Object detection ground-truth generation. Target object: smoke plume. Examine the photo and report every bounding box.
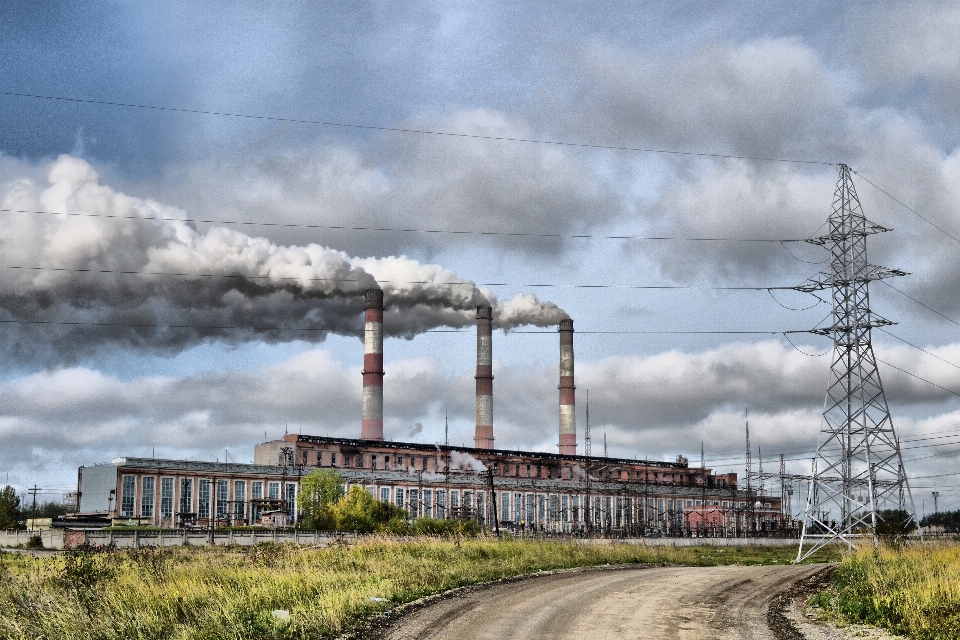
[0,155,566,363]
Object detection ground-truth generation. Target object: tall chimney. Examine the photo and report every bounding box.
[361,289,384,440]
[474,305,494,449]
[558,318,577,455]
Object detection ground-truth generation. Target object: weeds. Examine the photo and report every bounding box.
[0,539,824,639]
[812,542,960,640]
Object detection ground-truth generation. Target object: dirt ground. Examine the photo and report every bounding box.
[376,564,899,640]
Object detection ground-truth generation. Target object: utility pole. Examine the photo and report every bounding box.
[797,164,914,561]
[932,491,939,515]
[603,431,607,458]
[27,486,40,531]
[486,468,500,538]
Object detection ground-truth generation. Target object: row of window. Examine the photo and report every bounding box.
[119,475,298,522]
[353,485,769,525]
[302,449,710,485]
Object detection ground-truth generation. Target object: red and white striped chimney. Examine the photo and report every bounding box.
[474,305,494,449]
[361,289,384,440]
[558,318,577,454]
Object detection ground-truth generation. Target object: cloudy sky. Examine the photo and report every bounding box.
[2,2,960,514]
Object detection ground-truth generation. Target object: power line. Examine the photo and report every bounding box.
[0,318,788,334]
[0,90,836,167]
[0,207,811,243]
[879,328,960,371]
[876,357,960,399]
[0,264,801,291]
[879,280,960,328]
[853,170,960,247]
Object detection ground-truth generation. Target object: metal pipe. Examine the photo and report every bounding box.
[474,305,494,449]
[361,289,384,440]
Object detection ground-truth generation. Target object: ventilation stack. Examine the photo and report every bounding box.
[361,289,384,440]
[474,305,495,449]
[558,318,577,455]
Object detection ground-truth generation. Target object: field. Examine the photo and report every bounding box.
[0,538,827,639]
[812,542,960,640]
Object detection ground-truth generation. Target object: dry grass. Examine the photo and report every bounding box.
[0,538,821,639]
[812,542,960,640]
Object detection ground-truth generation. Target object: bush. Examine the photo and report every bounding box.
[24,534,43,550]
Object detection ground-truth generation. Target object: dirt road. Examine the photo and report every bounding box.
[382,564,827,640]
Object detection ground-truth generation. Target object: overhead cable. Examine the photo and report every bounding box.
[0,90,836,167]
[0,207,810,243]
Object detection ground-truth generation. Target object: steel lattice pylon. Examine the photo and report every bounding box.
[795,164,914,562]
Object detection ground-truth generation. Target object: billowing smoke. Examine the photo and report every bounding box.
[0,155,566,363]
[448,451,487,472]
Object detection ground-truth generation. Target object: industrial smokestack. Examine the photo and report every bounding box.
[474,305,494,449]
[361,289,384,440]
[558,318,577,455]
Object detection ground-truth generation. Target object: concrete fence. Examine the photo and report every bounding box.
[1,529,798,551]
[1,529,349,550]
[0,529,65,549]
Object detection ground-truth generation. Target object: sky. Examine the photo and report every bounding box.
[2,1,960,514]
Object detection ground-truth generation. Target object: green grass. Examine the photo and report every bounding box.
[0,539,830,639]
[812,542,960,640]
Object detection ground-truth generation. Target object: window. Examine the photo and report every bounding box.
[251,481,264,523]
[476,491,484,520]
[525,494,534,523]
[380,487,390,503]
[179,478,193,515]
[436,490,446,517]
[372,455,377,469]
[216,480,229,518]
[198,480,211,520]
[463,491,472,509]
[285,483,297,519]
[501,492,510,522]
[722,501,729,507]
[141,477,155,518]
[409,490,420,517]
[548,495,558,522]
[514,493,522,523]
[395,488,405,510]
[234,481,246,519]
[120,475,136,517]
[160,478,174,518]
[450,490,459,509]
[423,489,433,517]
[538,495,546,522]
[268,482,280,499]
[686,500,693,507]
[384,456,391,470]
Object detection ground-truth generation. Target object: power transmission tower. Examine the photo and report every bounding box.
[795,164,914,561]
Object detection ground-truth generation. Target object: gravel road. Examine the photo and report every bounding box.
[382,564,828,640]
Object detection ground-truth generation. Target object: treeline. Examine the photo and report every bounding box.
[296,470,479,536]
[920,510,960,532]
[0,485,72,530]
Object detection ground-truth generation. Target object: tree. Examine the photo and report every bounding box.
[329,486,407,533]
[875,509,917,539]
[0,485,24,530]
[296,469,345,530]
[35,501,72,518]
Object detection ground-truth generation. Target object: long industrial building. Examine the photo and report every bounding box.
[77,291,782,535]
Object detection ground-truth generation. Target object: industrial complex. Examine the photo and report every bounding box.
[76,289,783,536]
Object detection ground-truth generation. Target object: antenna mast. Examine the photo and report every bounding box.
[584,389,591,457]
[745,408,752,495]
[796,164,914,561]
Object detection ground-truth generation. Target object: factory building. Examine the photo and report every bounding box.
[76,291,782,535]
